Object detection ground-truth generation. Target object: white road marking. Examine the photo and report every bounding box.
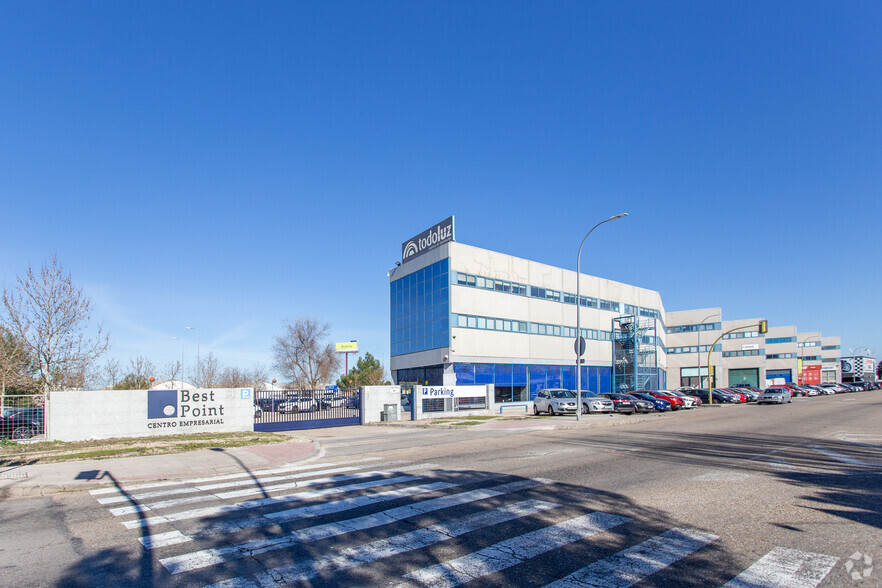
[159,478,550,574]
[400,512,630,587]
[140,478,463,548]
[722,546,839,588]
[122,469,437,529]
[251,499,561,584]
[137,530,192,549]
[89,456,384,495]
[111,465,435,516]
[97,461,404,504]
[543,527,718,587]
[811,445,875,466]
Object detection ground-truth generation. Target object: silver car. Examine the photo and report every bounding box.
[533,389,578,415]
[757,387,792,404]
[581,391,615,414]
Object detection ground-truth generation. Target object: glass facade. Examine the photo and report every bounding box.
[390,259,450,356]
[454,362,613,401]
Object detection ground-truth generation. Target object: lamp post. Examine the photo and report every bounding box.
[576,213,629,421]
[172,337,184,389]
[186,326,200,384]
[697,313,720,388]
[799,334,820,385]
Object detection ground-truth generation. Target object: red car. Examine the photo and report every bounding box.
[635,390,685,410]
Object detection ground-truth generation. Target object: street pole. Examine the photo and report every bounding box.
[575,213,628,421]
[697,313,720,389]
[186,326,199,384]
[172,337,184,389]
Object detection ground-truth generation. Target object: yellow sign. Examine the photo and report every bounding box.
[336,341,358,352]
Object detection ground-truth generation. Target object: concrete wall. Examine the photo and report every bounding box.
[361,386,402,424]
[48,388,256,442]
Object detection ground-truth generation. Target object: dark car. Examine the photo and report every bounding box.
[599,393,637,414]
[628,392,671,412]
[688,388,738,404]
[0,408,44,440]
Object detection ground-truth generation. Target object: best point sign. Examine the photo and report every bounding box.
[401,216,455,263]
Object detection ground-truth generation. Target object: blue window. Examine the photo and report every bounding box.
[454,363,475,385]
[475,364,494,384]
[391,259,451,357]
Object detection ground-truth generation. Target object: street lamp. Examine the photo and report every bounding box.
[172,337,184,388]
[697,313,720,388]
[186,326,200,383]
[576,213,629,421]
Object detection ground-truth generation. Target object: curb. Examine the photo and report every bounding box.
[0,438,320,499]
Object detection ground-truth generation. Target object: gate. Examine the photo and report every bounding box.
[254,388,361,432]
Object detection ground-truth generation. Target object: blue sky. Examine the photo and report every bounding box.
[1,2,880,380]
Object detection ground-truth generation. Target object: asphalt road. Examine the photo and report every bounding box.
[1,392,879,587]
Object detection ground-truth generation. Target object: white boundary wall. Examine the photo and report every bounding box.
[48,388,255,442]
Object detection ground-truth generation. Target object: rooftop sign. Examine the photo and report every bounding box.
[401,216,454,263]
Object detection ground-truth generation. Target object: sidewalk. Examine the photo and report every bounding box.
[0,436,317,498]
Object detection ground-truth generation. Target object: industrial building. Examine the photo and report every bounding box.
[390,218,844,400]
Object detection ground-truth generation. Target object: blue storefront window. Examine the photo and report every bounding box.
[494,364,513,387]
[475,364,494,384]
[513,365,527,386]
[529,365,546,399]
[562,365,576,391]
[546,366,562,389]
[455,363,475,385]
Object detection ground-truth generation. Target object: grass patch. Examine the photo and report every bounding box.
[0,431,293,466]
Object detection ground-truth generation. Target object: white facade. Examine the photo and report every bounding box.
[389,227,845,394]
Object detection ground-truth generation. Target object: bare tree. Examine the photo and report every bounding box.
[128,355,156,390]
[162,360,182,386]
[2,255,109,393]
[195,351,220,387]
[1,326,37,407]
[273,318,340,389]
[102,358,122,389]
[218,363,270,389]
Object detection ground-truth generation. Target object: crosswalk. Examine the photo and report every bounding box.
[89,457,841,587]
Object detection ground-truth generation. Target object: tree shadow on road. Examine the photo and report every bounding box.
[50,464,747,587]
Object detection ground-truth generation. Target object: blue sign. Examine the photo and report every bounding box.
[147,389,178,419]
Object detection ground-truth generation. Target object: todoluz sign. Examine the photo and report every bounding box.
[401,216,455,263]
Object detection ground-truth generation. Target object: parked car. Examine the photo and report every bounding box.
[320,393,345,409]
[687,388,738,404]
[758,387,792,404]
[579,391,615,414]
[256,397,285,412]
[628,392,671,411]
[279,395,318,413]
[533,389,579,415]
[718,388,748,403]
[664,390,697,408]
[0,408,44,439]
[640,390,685,410]
[598,393,637,414]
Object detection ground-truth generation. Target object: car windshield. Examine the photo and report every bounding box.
[549,390,576,399]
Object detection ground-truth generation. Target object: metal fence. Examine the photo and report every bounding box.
[1,394,46,440]
[254,388,361,432]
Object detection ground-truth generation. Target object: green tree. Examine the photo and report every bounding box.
[335,352,389,389]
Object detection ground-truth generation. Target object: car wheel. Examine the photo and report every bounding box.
[583,403,591,414]
[12,426,34,440]
[549,405,556,416]
[533,405,539,416]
